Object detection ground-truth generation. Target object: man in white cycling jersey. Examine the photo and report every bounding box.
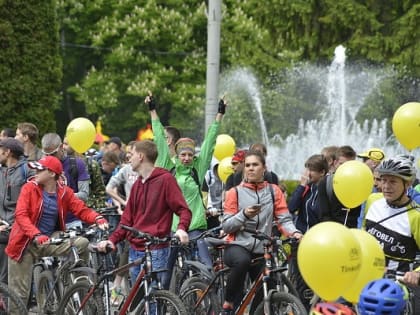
[363,155,420,275]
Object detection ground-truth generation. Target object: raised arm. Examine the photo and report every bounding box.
[145,92,173,169]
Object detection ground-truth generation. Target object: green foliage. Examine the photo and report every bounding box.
[2,0,418,153]
[281,180,300,202]
[59,0,209,141]
[0,0,61,134]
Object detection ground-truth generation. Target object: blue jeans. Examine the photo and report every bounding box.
[162,229,213,289]
[128,246,169,287]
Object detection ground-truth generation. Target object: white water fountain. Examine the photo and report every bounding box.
[221,45,414,179]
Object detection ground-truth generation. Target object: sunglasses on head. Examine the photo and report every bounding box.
[42,145,61,156]
[368,150,385,161]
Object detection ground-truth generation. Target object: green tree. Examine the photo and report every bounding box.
[0,0,61,135]
[59,0,210,141]
[57,0,419,145]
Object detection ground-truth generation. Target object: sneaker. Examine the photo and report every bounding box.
[111,288,124,307]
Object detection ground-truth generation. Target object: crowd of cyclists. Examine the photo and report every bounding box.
[1,93,420,314]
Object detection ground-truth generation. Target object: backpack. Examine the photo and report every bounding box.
[170,166,201,189]
[85,157,107,209]
[170,166,205,207]
[326,173,334,202]
[68,156,79,183]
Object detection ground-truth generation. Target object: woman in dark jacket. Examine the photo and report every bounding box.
[287,153,328,310]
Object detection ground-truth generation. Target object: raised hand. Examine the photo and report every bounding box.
[218,97,227,114]
[144,91,156,111]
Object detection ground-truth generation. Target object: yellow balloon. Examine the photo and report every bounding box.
[298,222,361,301]
[66,118,96,154]
[392,102,420,150]
[333,160,374,208]
[214,134,236,161]
[218,157,234,183]
[342,229,385,303]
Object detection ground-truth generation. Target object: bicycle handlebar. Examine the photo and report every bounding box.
[120,224,171,244]
[0,219,10,227]
[241,227,296,245]
[88,243,115,254]
[0,220,11,232]
[95,206,120,216]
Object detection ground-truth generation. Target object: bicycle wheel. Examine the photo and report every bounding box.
[0,282,27,315]
[135,289,188,315]
[57,280,104,315]
[32,264,44,294]
[279,273,300,297]
[180,278,220,315]
[254,291,308,315]
[36,270,61,315]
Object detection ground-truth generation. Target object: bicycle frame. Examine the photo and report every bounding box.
[36,230,97,313]
[187,232,293,315]
[67,231,170,315]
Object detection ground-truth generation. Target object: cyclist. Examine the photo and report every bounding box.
[145,92,226,288]
[221,150,302,314]
[0,138,33,285]
[363,155,420,273]
[5,155,109,314]
[97,140,191,286]
[357,278,406,315]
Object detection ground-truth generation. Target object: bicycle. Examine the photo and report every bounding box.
[93,206,131,302]
[385,270,415,315]
[56,224,188,315]
[170,226,222,294]
[180,228,307,315]
[0,281,27,314]
[35,227,97,314]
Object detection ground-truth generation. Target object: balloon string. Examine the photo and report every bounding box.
[343,208,350,226]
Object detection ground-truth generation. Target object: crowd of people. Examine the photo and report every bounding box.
[1,94,420,315]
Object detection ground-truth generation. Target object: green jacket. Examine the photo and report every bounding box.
[152,118,220,231]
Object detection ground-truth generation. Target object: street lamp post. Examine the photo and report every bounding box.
[205,0,222,131]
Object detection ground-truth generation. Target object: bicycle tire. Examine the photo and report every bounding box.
[32,264,44,294]
[180,279,220,315]
[254,291,308,315]
[56,280,104,315]
[135,289,188,315]
[278,273,298,296]
[36,270,61,315]
[172,263,208,294]
[0,281,27,315]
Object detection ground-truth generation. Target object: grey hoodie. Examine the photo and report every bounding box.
[0,157,34,225]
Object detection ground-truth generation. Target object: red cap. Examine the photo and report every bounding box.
[232,150,246,162]
[29,156,63,176]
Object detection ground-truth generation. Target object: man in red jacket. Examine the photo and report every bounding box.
[98,140,191,285]
[6,155,108,312]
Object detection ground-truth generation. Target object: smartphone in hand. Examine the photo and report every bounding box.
[250,204,262,210]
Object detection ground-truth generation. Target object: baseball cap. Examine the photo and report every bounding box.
[29,156,63,175]
[0,138,24,156]
[357,148,385,163]
[108,137,122,148]
[232,150,246,163]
